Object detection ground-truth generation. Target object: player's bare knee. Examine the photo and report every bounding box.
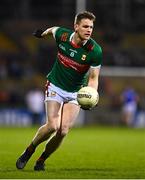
[59,127,69,137]
[45,121,59,133]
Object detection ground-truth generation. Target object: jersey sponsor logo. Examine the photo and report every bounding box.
[81,54,87,61]
[57,52,89,73]
[69,49,78,57]
[69,49,78,54]
[70,52,75,57]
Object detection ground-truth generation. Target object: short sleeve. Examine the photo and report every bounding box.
[52,27,59,38]
[54,27,70,43]
[91,45,102,68]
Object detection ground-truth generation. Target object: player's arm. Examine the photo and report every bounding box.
[80,67,100,111]
[87,44,102,91]
[33,27,59,38]
[87,67,101,91]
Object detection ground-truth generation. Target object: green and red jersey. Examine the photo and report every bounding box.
[47,27,102,92]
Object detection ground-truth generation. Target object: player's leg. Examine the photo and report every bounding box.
[34,102,80,171]
[16,101,62,170]
[32,101,62,146]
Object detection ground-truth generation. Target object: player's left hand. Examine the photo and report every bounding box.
[33,29,44,38]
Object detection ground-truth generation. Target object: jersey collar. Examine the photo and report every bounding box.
[69,32,88,48]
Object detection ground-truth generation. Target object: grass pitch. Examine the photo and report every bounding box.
[0,125,145,179]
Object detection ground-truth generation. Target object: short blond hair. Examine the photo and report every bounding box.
[74,11,96,24]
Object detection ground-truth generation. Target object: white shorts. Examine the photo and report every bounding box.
[122,102,137,113]
[45,82,78,105]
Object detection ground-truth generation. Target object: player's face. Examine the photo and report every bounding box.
[74,18,94,41]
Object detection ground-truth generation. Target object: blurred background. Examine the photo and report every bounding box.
[0,0,145,128]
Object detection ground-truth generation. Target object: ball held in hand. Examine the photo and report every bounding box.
[77,86,99,110]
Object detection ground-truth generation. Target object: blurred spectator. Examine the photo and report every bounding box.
[7,58,23,79]
[0,57,8,79]
[25,86,44,125]
[120,87,139,126]
[0,90,9,105]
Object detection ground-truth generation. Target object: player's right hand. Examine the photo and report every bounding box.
[33,29,44,38]
[80,106,92,111]
[81,104,98,110]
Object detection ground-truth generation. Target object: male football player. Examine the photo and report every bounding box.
[16,11,102,171]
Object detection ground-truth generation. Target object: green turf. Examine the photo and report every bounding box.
[0,125,145,179]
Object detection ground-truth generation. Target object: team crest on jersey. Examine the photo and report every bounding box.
[49,91,56,97]
[61,33,68,42]
[81,54,87,61]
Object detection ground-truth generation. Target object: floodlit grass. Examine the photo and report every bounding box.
[0,125,145,179]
